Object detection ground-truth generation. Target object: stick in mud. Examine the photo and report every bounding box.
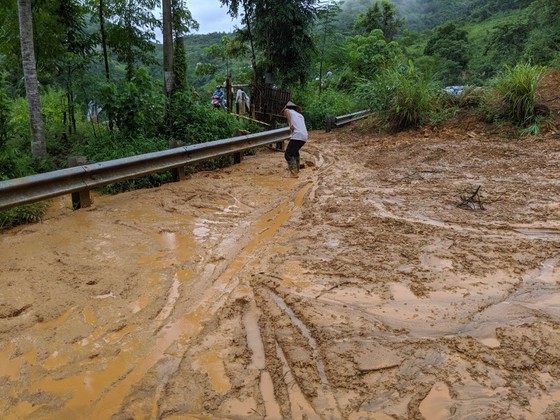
[458,185,484,210]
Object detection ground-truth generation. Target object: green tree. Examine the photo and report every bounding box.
[220,0,320,87]
[172,38,188,93]
[0,2,25,89]
[104,0,159,81]
[162,0,198,94]
[334,0,371,33]
[345,29,402,80]
[55,0,97,135]
[354,0,404,41]
[522,0,560,65]
[424,22,470,70]
[99,67,165,137]
[170,0,198,94]
[315,1,342,94]
[0,73,10,148]
[484,20,529,66]
[204,35,247,82]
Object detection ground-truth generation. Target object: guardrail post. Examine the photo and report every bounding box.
[67,156,92,210]
[171,166,186,182]
[233,152,242,164]
[274,140,285,151]
[169,141,186,181]
[325,115,335,132]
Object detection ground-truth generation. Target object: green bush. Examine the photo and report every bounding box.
[0,148,34,180]
[0,146,47,232]
[99,67,166,137]
[484,63,546,128]
[0,202,48,232]
[292,86,362,130]
[357,62,440,131]
[169,90,246,144]
[7,87,96,170]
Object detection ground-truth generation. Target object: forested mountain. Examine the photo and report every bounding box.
[397,0,531,31]
[336,0,533,32]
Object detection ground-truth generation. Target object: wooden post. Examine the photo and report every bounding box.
[67,156,92,209]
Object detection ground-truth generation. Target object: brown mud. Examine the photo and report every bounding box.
[1,72,560,419]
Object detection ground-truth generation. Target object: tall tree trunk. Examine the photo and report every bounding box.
[125,20,134,81]
[244,12,258,84]
[67,66,76,134]
[17,0,47,160]
[318,30,326,96]
[98,0,113,130]
[162,0,174,96]
[125,1,134,81]
[98,0,110,82]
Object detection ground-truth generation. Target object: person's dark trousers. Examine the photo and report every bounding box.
[285,139,305,169]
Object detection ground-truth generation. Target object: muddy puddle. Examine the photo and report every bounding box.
[1,125,560,419]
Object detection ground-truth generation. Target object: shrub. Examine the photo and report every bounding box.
[484,63,546,128]
[357,62,440,131]
[292,86,362,130]
[99,67,166,137]
[169,90,246,144]
[0,202,48,232]
[73,131,172,194]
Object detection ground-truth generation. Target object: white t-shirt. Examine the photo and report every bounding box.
[286,109,308,141]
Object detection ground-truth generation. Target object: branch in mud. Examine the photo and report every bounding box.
[314,281,354,299]
[457,185,484,210]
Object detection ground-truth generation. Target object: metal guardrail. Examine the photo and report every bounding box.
[0,127,291,211]
[325,109,371,132]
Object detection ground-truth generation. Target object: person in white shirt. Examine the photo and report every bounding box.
[236,88,250,114]
[283,101,308,177]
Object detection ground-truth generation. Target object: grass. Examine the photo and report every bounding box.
[489,63,546,128]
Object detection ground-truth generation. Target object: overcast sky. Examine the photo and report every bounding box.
[187,0,241,34]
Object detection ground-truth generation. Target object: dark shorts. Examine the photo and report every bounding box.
[284,139,305,163]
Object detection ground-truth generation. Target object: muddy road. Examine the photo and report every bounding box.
[1,112,560,419]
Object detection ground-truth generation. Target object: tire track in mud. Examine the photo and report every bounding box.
[92,179,314,417]
[155,145,347,418]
